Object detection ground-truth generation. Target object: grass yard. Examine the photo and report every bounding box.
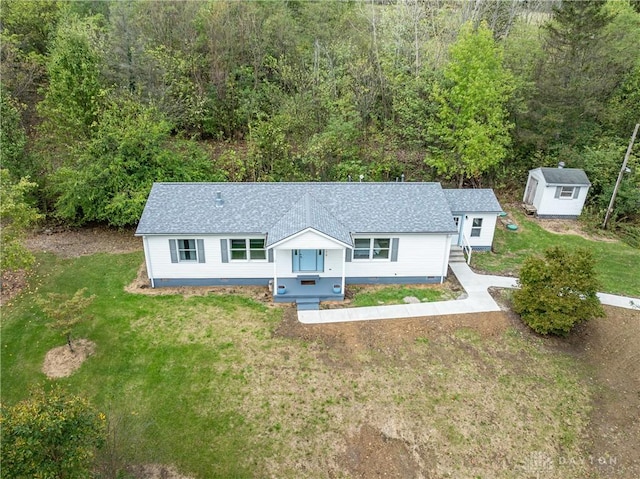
[348,284,450,307]
[472,210,640,297]
[1,250,606,478]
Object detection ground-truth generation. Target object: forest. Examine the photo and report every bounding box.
[1,0,639,246]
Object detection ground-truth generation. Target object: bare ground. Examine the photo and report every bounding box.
[42,339,97,378]
[25,225,142,258]
[10,227,640,478]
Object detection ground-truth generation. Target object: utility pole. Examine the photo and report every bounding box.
[602,123,639,229]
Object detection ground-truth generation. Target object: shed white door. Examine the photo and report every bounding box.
[524,177,538,204]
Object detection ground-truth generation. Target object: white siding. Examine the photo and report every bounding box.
[145,235,273,279]
[144,233,450,283]
[537,185,589,216]
[460,213,498,248]
[346,234,448,279]
[274,248,344,278]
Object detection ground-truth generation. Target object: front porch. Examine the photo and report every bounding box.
[272,275,345,304]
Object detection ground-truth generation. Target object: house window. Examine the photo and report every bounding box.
[559,186,575,198]
[353,238,391,260]
[230,238,266,261]
[470,218,483,237]
[178,239,198,262]
[170,238,204,264]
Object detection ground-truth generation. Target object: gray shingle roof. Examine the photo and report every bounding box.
[443,189,503,213]
[538,167,591,185]
[266,192,352,247]
[135,182,459,238]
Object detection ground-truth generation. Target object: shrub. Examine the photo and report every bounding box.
[513,246,604,335]
[0,386,106,478]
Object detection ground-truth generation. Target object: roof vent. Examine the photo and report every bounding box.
[558,161,565,168]
[215,191,224,208]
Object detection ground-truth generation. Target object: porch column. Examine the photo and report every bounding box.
[341,247,346,294]
[273,248,278,292]
[442,235,451,283]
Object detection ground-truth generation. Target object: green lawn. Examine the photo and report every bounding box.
[349,285,446,307]
[1,251,600,478]
[1,252,275,477]
[472,211,640,297]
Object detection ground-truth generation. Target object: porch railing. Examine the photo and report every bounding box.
[461,233,472,265]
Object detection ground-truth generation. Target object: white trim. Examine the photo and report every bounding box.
[268,227,351,249]
[229,237,268,262]
[352,237,392,261]
[143,236,155,288]
[441,235,451,282]
[176,238,198,262]
[470,217,483,238]
[273,248,278,292]
[559,186,575,199]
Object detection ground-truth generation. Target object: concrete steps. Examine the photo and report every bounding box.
[449,246,466,263]
[296,297,320,311]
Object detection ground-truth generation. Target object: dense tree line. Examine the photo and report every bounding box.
[1,0,638,240]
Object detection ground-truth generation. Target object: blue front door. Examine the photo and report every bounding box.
[293,249,324,272]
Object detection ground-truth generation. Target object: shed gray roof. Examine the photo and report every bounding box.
[135,182,459,242]
[537,167,591,185]
[443,189,503,213]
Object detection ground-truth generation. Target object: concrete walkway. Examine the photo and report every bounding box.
[297,262,639,324]
[597,292,640,310]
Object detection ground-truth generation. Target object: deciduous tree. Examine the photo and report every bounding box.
[37,13,104,142]
[50,98,218,226]
[37,287,96,353]
[0,169,42,272]
[426,22,514,187]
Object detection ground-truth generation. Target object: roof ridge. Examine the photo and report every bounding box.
[304,192,312,224]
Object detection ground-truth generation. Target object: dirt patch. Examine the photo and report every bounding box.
[0,268,29,305]
[124,261,273,301]
[491,290,640,478]
[276,306,511,367]
[126,464,195,479]
[340,424,420,479]
[570,306,640,478]
[42,339,96,378]
[9,225,640,478]
[533,217,618,242]
[25,225,142,258]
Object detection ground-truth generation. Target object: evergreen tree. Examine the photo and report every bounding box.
[513,246,604,336]
[525,0,614,150]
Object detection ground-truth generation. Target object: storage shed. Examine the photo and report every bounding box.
[523,167,591,218]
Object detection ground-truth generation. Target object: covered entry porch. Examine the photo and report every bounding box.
[269,230,351,309]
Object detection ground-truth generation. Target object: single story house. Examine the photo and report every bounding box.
[523,167,591,218]
[135,182,502,308]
